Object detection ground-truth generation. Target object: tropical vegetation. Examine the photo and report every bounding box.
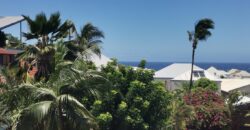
[0,31,7,47]
[0,12,248,130]
[187,18,214,89]
[91,60,172,130]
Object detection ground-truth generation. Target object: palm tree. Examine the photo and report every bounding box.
[15,89,96,130]
[22,12,74,46]
[0,53,110,129]
[65,23,104,61]
[20,12,74,81]
[0,84,96,130]
[49,57,110,101]
[187,18,214,90]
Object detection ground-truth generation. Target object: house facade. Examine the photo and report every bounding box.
[0,48,21,66]
[154,63,221,90]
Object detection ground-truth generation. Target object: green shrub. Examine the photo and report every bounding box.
[91,60,172,130]
[194,78,218,91]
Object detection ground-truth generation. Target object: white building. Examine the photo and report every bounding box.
[87,54,111,68]
[228,69,239,74]
[221,79,250,97]
[234,70,250,78]
[154,63,250,105]
[207,66,229,78]
[228,69,250,79]
[221,79,250,104]
[154,63,221,90]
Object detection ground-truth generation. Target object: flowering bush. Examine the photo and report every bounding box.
[184,88,230,130]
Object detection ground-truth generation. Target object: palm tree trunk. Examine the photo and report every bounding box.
[58,102,65,130]
[189,47,195,91]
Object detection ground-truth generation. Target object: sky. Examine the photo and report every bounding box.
[1,0,250,63]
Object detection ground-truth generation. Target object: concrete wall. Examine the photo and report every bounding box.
[154,78,222,92]
[169,80,222,92]
[154,78,172,90]
[235,85,250,97]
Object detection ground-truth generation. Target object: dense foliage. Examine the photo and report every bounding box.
[90,60,172,130]
[193,78,219,91]
[166,89,195,130]
[184,88,230,130]
[0,12,105,130]
[0,31,7,47]
[0,29,173,130]
[224,91,250,130]
[0,12,244,130]
[138,59,146,68]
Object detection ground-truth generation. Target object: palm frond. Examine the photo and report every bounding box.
[195,18,214,40]
[52,20,75,40]
[187,31,193,42]
[33,87,56,102]
[17,45,40,60]
[58,94,97,129]
[22,32,38,40]
[81,23,104,40]
[47,12,61,34]
[15,101,54,130]
[34,12,48,35]
[22,15,39,38]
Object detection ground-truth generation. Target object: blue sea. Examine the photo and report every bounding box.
[119,62,250,72]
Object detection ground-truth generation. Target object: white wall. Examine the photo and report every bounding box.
[154,78,222,92]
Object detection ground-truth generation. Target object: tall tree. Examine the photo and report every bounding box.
[0,31,7,47]
[187,18,214,89]
[65,23,104,61]
[19,12,74,81]
[138,59,147,69]
[0,58,107,130]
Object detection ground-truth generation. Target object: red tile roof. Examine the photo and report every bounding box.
[0,48,20,55]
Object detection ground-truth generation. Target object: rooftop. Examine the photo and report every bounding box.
[86,53,111,68]
[207,66,229,78]
[172,70,219,81]
[0,48,22,55]
[221,79,250,92]
[154,63,203,79]
[0,16,24,30]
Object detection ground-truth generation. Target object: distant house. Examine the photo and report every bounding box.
[154,63,250,104]
[207,66,229,78]
[236,71,250,78]
[86,53,111,68]
[228,69,250,79]
[228,69,240,74]
[154,63,221,90]
[0,48,21,65]
[220,78,250,105]
[221,79,250,96]
[0,16,24,66]
[27,53,111,78]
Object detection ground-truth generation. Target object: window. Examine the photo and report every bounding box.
[199,71,205,77]
[193,71,199,77]
[193,71,205,78]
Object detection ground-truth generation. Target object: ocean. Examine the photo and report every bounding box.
[119,62,250,72]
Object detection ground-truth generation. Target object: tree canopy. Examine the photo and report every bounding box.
[0,31,7,47]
